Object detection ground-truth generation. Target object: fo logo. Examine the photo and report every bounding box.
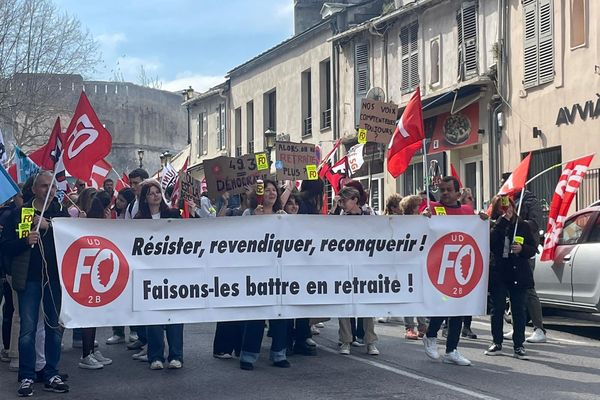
[62,236,129,307]
[426,232,483,298]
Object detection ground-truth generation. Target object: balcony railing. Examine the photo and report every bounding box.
[247,140,254,154]
[303,116,312,137]
[321,109,331,129]
[235,145,242,157]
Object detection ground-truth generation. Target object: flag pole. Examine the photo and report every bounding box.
[31,169,58,247]
[422,139,430,210]
[111,167,128,187]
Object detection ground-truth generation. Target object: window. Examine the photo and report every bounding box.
[527,146,561,210]
[198,112,207,156]
[523,0,554,89]
[558,213,592,245]
[319,59,331,130]
[301,69,312,137]
[234,107,242,157]
[402,162,424,196]
[247,101,254,154]
[430,37,441,86]
[354,42,370,125]
[570,0,586,48]
[216,103,226,150]
[264,90,276,132]
[400,21,419,93]
[457,1,478,80]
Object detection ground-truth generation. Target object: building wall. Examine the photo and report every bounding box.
[336,0,499,205]
[228,27,336,164]
[503,0,600,172]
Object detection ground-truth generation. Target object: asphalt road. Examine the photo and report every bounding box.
[0,315,599,400]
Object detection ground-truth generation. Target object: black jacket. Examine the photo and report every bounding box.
[0,199,68,291]
[490,216,537,289]
[514,190,544,234]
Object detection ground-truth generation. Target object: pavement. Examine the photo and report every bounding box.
[0,316,599,399]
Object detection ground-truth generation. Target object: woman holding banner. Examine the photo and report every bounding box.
[486,195,536,360]
[239,179,291,370]
[135,179,184,370]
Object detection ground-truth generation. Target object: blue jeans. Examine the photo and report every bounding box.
[18,281,63,381]
[240,319,288,364]
[147,324,183,363]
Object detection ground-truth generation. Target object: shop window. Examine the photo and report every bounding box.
[570,0,586,49]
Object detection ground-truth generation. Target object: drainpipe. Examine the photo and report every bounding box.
[332,40,340,142]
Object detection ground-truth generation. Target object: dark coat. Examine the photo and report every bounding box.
[490,216,537,289]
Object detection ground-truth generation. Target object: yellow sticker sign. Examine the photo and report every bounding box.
[18,208,35,239]
[305,165,318,180]
[255,153,269,171]
[434,206,447,216]
[358,128,367,144]
[18,223,31,239]
[513,236,524,245]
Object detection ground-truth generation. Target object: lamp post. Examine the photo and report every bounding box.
[137,149,145,168]
[264,129,277,165]
[162,150,173,166]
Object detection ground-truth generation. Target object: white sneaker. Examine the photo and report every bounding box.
[315,322,325,328]
[305,338,317,347]
[351,339,365,347]
[132,347,147,361]
[310,325,321,335]
[442,350,472,366]
[503,330,513,340]
[78,354,103,369]
[168,359,182,369]
[105,335,125,345]
[339,343,351,355]
[367,344,379,355]
[92,350,112,365]
[423,336,439,360]
[378,317,390,323]
[526,328,547,343]
[128,333,139,343]
[150,360,164,370]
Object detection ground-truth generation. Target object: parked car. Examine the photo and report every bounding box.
[535,206,600,313]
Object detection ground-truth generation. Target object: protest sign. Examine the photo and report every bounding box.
[203,152,270,197]
[53,215,489,328]
[275,141,318,181]
[358,98,398,144]
[179,172,202,203]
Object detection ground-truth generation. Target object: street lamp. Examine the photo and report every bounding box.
[264,129,277,164]
[137,149,145,168]
[161,150,173,166]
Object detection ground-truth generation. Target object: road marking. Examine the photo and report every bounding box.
[469,320,589,345]
[319,346,502,400]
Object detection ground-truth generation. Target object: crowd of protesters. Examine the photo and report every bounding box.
[0,168,549,396]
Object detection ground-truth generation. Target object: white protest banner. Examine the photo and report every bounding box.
[358,98,398,144]
[53,216,489,328]
[347,143,365,176]
[275,141,318,181]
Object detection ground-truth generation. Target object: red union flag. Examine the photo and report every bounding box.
[387,87,425,178]
[88,159,112,189]
[63,92,112,181]
[541,154,595,261]
[498,153,532,196]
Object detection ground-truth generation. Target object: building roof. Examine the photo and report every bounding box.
[182,81,228,107]
[226,19,332,78]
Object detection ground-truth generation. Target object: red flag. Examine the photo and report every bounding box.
[63,92,112,180]
[88,159,112,189]
[498,153,532,196]
[450,163,463,188]
[541,154,595,261]
[387,87,425,178]
[319,156,348,194]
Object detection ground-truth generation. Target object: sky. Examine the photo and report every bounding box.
[53,0,294,93]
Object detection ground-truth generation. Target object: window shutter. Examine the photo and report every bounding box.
[523,0,538,88]
[537,0,554,84]
[457,1,478,80]
[400,21,419,94]
[202,113,208,155]
[354,42,370,124]
[220,104,226,150]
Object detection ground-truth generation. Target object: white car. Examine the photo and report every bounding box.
[535,206,600,313]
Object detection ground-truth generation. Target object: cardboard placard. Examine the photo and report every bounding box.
[358,98,398,144]
[203,152,270,197]
[180,172,202,203]
[275,141,318,180]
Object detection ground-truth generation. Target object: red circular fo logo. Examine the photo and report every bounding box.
[62,236,129,307]
[426,232,484,298]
